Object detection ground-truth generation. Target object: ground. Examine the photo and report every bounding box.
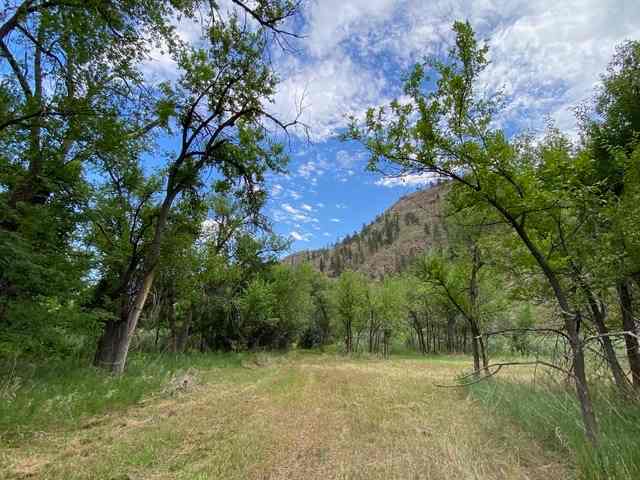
[1,354,570,480]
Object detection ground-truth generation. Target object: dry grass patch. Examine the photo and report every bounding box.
[0,355,571,480]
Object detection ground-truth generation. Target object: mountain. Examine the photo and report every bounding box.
[283,182,449,278]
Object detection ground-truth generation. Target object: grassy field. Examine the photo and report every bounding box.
[0,353,570,480]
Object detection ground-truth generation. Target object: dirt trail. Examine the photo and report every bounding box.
[1,357,571,479]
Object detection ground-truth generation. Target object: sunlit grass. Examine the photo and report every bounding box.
[1,353,570,479]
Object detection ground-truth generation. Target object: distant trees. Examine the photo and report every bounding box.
[414,248,490,375]
[333,271,368,353]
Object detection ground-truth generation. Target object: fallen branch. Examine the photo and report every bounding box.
[435,360,573,388]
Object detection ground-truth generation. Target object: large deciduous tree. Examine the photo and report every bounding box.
[346,21,600,444]
[92,3,301,372]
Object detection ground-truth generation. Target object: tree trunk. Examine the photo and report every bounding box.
[94,318,130,370]
[574,269,630,392]
[446,310,455,353]
[462,325,467,353]
[571,323,599,446]
[175,306,193,353]
[409,311,426,355]
[499,206,599,445]
[586,293,630,392]
[470,330,481,375]
[618,279,640,389]
[417,323,426,355]
[94,191,177,373]
[166,289,178,352]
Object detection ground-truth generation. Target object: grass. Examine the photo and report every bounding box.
[0,352,570,479]
[469,376,640,480]
[0,351,246,444]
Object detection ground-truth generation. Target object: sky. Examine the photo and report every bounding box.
[150,0,640,254]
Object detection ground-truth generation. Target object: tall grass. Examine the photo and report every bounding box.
[0,352,244,444]
[469,379,640,480]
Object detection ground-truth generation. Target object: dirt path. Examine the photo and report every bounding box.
[1,356,571,479]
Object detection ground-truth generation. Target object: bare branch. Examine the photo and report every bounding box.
[435,360,573,388]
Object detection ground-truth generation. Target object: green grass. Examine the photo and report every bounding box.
[0,351,245,444]
[2,354,571,479]
[469,379,640,480]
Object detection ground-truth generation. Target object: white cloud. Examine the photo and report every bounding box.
[301,203,314,212]
[375,172,436,188]
[297,161,324,179]
[282,203,298,215]
[336,150,359,169]
[316,202,325,208]
[476,0,640,134]
[290,231,312,242]
[277,203,319,224]
[330,218,341,223]
[270,0,640,140]
[271,53,389,140]
[271,184,284,197]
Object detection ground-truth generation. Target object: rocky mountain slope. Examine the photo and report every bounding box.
[283,182,449,278]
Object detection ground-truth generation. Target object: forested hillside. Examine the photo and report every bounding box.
[284,182,448,277]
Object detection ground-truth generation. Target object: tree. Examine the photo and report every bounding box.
[333,271,368,354]
[414,251,489,374]
[346,21,600,443]
[581,40,640,390]
[0,0,177,350]
[374,277,408,358]
[299,267,334,349]
[92,3,301,373]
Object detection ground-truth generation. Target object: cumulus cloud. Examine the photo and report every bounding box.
[290,231,313,242]
[271,184,284,197]
[269,0,640,141]
[375,172,436,188]
[277,203,319,225]
[271,53,388,141]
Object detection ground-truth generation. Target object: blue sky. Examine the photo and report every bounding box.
[144,0,640,254]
